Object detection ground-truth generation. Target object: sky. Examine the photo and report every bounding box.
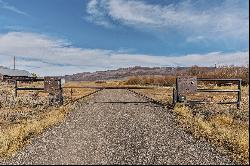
[0,0,249,76]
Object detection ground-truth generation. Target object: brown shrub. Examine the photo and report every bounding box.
[125,65,249,86]
[189,65,249,85]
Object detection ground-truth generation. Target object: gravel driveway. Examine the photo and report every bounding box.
[0,89,234,165]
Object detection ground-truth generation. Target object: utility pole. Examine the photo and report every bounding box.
[14,56,16,70]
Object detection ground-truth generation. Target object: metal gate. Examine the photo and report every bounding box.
[173,76,242,108]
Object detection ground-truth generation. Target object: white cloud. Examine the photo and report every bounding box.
[86,0,114,28]
[186,36,206,43]
[86,0,249,40]
[0,32,248,76]
[0,0,28,16]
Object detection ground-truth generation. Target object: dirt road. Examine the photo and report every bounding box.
[0,89,234,165]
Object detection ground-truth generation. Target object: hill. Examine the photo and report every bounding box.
[64,66,215,82]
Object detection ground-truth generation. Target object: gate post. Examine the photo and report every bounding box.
[44,77,63,106]
[237,79,242,109]
[14,80,17,97]
[172,87,177,106]
[175,76,197,103]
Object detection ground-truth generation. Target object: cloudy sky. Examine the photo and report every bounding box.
[0,0,249,76]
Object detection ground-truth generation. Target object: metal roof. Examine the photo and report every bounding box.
[0,68,32,77]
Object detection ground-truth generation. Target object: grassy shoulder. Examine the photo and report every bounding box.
[173,103,249,164]
[0,106,68,158]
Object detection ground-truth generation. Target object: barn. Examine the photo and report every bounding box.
[0,68,32,82]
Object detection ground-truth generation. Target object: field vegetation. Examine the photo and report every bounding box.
[125,65,249,86]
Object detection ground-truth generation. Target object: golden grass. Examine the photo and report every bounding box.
[125,75,176,86]
[173,103,249,164]
[0,106,69,158]
[63,88,96,104]
[135,87,173,104]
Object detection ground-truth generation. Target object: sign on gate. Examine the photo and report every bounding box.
[44,77,61,94]
[176,76,197,95]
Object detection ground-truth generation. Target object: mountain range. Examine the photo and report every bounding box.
[64,66,215,82]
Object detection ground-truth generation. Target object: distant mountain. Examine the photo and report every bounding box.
[64,66,215,82]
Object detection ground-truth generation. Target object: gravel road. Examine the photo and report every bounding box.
[0,89,234,165]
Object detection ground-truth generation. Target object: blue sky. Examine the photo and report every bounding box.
[0,0,249,76]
